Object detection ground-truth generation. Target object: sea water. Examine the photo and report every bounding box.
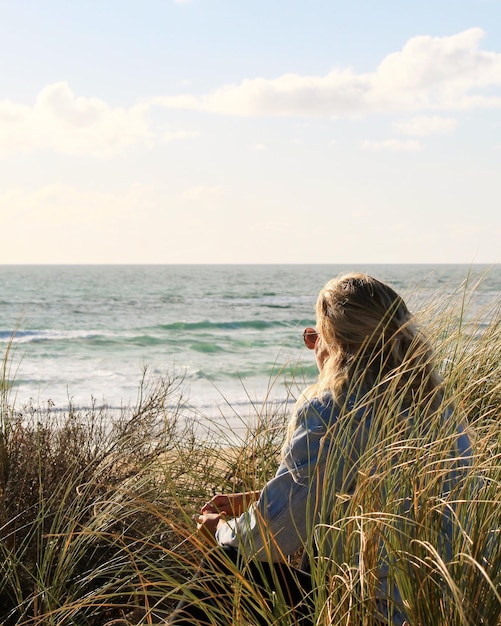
[0,264,498,424]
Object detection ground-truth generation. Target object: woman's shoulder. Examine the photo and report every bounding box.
[298,388,364,411]
[297,390,371,427]
[297,391,338,426]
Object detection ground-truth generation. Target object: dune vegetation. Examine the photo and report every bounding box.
[0,285,499,625]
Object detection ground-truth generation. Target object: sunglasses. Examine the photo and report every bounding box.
[303,327,319,350]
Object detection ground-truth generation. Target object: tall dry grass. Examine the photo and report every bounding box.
[0,281,499,625]
[0,361,289,625]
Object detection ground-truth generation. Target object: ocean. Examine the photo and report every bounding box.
[1,264,499,425]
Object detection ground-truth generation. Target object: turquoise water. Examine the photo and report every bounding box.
[0,264,498,420]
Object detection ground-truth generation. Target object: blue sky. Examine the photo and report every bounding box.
[1,0,500,264]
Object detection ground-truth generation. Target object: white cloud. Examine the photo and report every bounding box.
[162,129,199,142]
[361,139,422,151]
[0,183,153,223]
[1,29,499,161]
[0,82,195,158]
[154,28,501,117]
[394,115,458,136]
[180,185,224,202]
[351,209,373,219]
[249,220,294,235]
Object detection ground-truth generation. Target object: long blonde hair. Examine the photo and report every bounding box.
[297,272,443,416]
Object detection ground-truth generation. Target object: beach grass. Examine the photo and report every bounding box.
[0,285,500,625]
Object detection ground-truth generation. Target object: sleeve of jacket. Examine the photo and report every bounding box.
[215,397,340,561]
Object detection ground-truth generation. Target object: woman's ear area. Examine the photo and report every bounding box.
[314,337,330,372]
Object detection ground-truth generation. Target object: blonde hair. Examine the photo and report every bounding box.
[292,273,443,431]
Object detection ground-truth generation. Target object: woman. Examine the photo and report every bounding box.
[168,273,473,625]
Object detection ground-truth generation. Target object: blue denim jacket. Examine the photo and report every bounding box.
[215,393,343,558]
[215,391,473,623]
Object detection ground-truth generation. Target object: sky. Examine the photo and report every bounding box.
[0,0,500,265]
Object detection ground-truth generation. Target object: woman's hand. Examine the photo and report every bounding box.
[201,494,236,516]
[201,491,260,517]
[195,512,225,546]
